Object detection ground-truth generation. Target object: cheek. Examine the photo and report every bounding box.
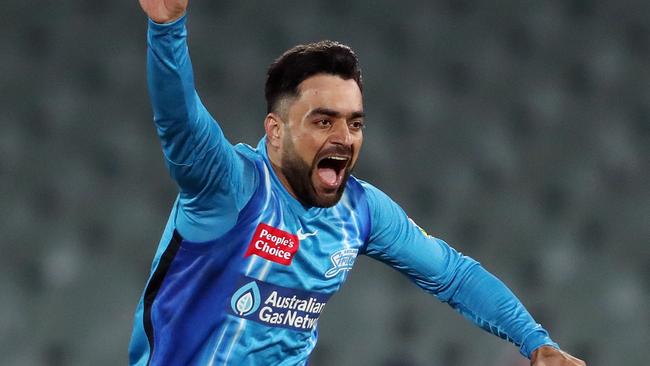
[350,137,363,165]
[354,135,363,153]
[291,135,320,163]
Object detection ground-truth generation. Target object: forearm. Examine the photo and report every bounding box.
[443,261,559,358]
[371,237,557,358]
[147,14,222,167]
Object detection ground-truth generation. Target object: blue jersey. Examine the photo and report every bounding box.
[129,15,558,366]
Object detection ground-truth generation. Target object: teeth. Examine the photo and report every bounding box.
[328,156,348,161]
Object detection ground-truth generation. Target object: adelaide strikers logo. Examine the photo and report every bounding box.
[230,281,261,316]
[324,248,358,278]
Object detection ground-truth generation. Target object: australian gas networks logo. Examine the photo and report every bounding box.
[228,277,331,331]
[231,281,261,317]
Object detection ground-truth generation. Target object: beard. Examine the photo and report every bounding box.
[280,137,353,208]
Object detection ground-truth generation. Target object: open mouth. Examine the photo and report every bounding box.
[315,155,350,189]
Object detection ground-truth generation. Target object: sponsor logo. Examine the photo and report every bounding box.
[296,228,318,241]
[324,248,358,278]
[231,281,261,316]
[245,223,299,265]
[228,276,331,331]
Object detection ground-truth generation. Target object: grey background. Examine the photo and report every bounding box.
[2,1,649,365]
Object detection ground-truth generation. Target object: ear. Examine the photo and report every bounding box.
[264,113,285,150]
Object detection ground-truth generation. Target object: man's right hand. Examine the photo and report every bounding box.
[139,0,188,24]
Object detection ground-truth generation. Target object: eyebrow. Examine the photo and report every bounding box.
[308,107,365,120]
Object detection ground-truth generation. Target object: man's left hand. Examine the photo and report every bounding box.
[531,346,586,366]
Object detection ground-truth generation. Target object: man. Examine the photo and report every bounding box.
[129,0,587,365]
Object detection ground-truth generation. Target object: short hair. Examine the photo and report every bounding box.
[265,40,363,114]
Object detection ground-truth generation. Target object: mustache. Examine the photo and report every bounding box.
[315,145,353,160]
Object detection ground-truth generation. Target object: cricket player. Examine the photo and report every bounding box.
[129,1,587,365]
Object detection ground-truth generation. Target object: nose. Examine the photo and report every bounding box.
[329,121,352,146]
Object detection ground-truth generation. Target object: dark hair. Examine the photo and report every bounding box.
[265,40,363,113]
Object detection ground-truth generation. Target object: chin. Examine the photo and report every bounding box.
[311,191,344,208]
[309,178,348,208]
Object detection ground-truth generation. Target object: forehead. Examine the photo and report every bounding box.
[293,74,363,113]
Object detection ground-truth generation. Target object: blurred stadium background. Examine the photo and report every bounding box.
[2,1,648,365]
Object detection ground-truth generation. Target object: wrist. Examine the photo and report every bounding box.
[148,12,187,26]
[531,345,560,362]
[519,326,559,359]
[148,12,187,36]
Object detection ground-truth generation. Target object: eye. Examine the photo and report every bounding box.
[349,120,365,131]
[316,119,332,128]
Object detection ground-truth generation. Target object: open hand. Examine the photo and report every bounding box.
[139,0,188,23]
[531,346,586,366]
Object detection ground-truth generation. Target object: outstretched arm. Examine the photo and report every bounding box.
[139,1,256,241]
[360,182,585,365]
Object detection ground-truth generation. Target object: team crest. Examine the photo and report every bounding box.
[324,248,358,278]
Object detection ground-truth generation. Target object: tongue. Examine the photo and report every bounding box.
[317,168,337,186]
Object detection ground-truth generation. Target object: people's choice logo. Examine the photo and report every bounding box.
[245,223,300,265]
[324,248,358,278]
[230,281,261,317]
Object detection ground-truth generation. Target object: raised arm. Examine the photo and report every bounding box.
[360,182,585,365]
[139,1,257,241]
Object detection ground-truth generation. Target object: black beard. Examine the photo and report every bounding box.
[280,140,351,208]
